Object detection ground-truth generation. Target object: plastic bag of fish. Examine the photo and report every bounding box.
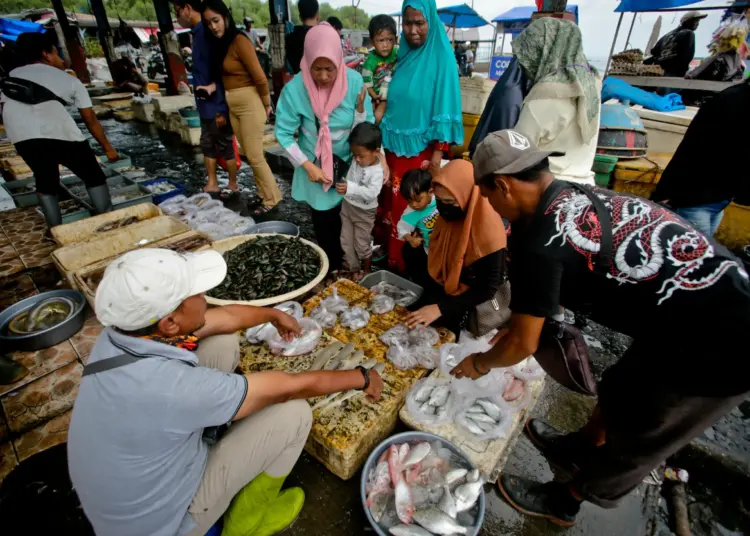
[309,304,337,328]
[340,306,370,331]
[382,324,440,370]
[369,294,396,315]
[406,378,456,426]
[320,286,349,313]
[380,324,410,347]
[371,281,419,307]
[365,439,484,535]
[245,301,304,344]
[266,318,322,356]
[454,393,513,442]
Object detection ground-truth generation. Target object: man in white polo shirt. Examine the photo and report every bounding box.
[68,248,383,536]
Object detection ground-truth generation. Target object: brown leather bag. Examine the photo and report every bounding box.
[533,183,613,397]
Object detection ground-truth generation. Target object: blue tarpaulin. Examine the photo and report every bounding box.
[0,18,45,44]
[492,5,579,34]
[437,4,490,29]
[615,0,705,13]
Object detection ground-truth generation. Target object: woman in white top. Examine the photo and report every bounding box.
[511,18,601,185]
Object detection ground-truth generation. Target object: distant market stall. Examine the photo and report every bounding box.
[488,4,579,79]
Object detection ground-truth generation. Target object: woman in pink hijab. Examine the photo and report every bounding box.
[275,23,375,270]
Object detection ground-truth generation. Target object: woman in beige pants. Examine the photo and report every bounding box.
[203,0,282,214]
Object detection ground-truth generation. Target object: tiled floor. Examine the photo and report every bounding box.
[0,208,99,483]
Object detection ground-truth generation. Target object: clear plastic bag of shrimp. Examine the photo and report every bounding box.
[196,199,224,212]
[158,195,187,213]
[245,301,304,344]
[406,377,456,426]
[379,323,410,347]
[386,341,419,370]
[409,326,439,347]
[320,286,348,313]
[340,306,370,331]
[266,318,322,356]
[368,294,395,315]
[454,387,513,442]
[309,304,337,328]
[184,192,213,208]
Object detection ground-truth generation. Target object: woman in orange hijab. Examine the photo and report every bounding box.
[406,160,507,332]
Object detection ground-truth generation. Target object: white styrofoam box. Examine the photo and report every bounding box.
[152,95,196,114]
[460,77,496,116]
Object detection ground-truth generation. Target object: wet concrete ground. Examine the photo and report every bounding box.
[88,118,749,535]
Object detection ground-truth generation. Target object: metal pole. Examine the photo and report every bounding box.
[624,12,637,50]
[152,0,188,95]
[50,0,90,82]
[268,0,290,104]
[89,0,116,72]
[499,30,506,55]
[605,12,624,76]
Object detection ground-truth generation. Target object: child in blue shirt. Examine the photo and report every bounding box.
[398,169,439,284]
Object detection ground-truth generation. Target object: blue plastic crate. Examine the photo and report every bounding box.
[139,178,185,205]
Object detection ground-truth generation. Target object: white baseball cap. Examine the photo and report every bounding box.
[681,12,707,24]
[95,248,227,331]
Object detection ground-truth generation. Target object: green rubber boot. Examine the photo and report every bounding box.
[221,473,287,536]
[249,487,305,536]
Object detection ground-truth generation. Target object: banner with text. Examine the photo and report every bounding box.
[489,55,513,80]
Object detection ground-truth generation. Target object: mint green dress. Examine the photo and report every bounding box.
[274,69,375,211]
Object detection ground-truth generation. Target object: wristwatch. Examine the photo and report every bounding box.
[355,365,370,391]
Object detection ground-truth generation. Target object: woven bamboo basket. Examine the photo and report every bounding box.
[51,203,163,246]
[52,216,190,287]
[72,230,212,307]
[204,234,329,307]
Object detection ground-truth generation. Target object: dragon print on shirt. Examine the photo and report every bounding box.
[544,188,748,305]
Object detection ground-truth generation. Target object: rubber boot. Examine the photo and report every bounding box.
[37,194,63,228]
[221,473,300,536]
[86,184,112,215]
[249,488,304,536]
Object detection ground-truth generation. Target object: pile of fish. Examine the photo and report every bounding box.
[371,281,419,307]
[407,379,454,423]
[366,440,483,535]
[143,181,178,194]
[7,297,75,335]
[381,324,440,370]
[94,215,139,233]
[308,341,386,413]
[208,236,321,301]
[454,396,511,440]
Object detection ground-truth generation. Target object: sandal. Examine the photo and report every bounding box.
[252,204,277,216]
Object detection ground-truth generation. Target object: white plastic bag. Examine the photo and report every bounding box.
[387,341,418,370]
[409,326,439,347]
[368,294,395,315]
[321,286,348,313]
[340,306,370,331]
[501,371,531,411]
[511,356,546,381]
[196,222,228,240]
[439,330,495,376]
[197,199,224,212]
[380,323,410,347]
[245,301,304,343]
[406,377,456,426]
[266,318,322,356]
[310,304,337,328]
[184,192,212,208]
[412,344,440,369]
[454,391,513,442]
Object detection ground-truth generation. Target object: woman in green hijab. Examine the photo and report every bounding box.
[512,17,601,185]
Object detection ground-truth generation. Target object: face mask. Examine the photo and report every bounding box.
[436,199,464,222]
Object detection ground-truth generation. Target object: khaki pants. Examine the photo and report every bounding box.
[187,334,313,535]
[225,86,282,207]
[340,200,376,271]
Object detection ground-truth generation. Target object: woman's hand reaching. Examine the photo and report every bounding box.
[405,304,442,329]
[302,161,329,184]
[356,86,366,114]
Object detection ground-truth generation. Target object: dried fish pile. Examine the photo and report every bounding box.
[95,215,139,233]
[455,396,512,440]
[208,236,321,301]
[366,439,483,534]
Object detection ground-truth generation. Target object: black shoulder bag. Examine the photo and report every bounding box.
[533,183,614,397]
[0,76,69,106]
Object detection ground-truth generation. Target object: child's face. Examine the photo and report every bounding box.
[373,29,396,58]
[408,190,433,211]
[351,144,380,168]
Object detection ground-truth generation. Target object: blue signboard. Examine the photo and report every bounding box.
[489,55,513,80]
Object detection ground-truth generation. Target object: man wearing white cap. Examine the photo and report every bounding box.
[68,248,383,536]
[647,11,708,77]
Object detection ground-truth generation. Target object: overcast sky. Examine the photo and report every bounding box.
[331,0,728,58]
